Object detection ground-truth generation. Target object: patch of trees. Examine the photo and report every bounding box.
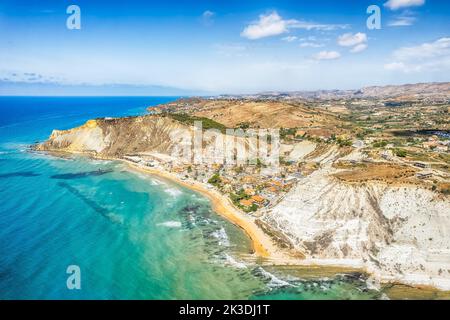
[168,113,227,133]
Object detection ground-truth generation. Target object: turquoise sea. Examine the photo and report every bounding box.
[0,97,388,300]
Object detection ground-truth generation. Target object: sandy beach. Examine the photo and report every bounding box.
[35,111,450,291]
[122,159,282,259]
[32,149,449,294]
[121,159,450,293]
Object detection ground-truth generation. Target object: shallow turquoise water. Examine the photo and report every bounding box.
[0,97,382,299]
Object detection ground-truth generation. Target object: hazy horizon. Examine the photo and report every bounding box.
[1,0,449,95]
[1,80,449,97]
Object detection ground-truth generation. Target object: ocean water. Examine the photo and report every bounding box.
[0,97,387,300]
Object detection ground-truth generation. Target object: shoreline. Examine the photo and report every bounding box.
[121,159,281,259]
[34,150,450,294]
[119,159,450,293]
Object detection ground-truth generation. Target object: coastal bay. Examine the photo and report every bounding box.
[34,99,450,292]
[0,97,379,300]
[1,96,449,300]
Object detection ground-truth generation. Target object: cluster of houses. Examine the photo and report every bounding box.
[422,136,450,153]
[124,151,307,212]
[215,165,303,211]
[147,98,207,114]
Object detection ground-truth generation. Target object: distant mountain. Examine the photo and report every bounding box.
[243,82,450,101]
[0,80,207,97]
[359,82,450,99]
[3,79,449,100]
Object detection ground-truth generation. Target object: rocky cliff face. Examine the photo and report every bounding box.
[35,115,257,161]
[262,163,450,290]
[35,114,450,289]
[35,116,189,157]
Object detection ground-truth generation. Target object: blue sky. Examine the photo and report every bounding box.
[0,0,449,95]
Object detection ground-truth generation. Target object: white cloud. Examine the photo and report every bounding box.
[338,32,367,47]
[241,11,348,40]
[202,10,215,26]
[388,15,416,26]
[384,0,425,11]
[290,21,349,31]
[299,36,318,41]
[394,37,450,60]
[388,10,418,26]
[313,51,341,60]
[338,32,368,53]
[281,36,298,42]
[351,44,368,53]
[241,12,291,40]
[384,37,450,72]
[300,42,325,48]
[2,71,54,83]
[202,10,215,19]
[298,36,327,48]
[384,62,409,71]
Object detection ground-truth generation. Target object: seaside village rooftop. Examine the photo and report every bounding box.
[102,90,450,218]
[122,148,305,213]
[121,101,450,214]
[30,82,450,294]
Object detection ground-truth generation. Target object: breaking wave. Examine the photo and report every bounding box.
[211,227,230,247]
[164,187,183,197]
[223,254,247,269]
[157,220,182,228]
[254,267,291,288]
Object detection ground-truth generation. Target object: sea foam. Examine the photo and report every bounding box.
[164,187,183,197]
[224,254,247,269]
[255,267,291,288]
[157,221,182,228]
[211,227,230,247]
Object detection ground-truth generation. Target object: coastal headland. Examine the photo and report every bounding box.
[34,83,450,292]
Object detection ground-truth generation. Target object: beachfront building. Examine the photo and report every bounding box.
[416,171,433,179]
[414,162,431,169]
